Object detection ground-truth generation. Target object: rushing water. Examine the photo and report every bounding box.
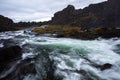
[0,28,120,80]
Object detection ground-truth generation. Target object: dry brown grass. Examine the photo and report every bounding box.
[32,25,83,36]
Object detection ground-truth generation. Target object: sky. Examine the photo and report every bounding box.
[0,0,107,22]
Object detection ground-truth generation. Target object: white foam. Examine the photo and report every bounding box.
[1,30,120,80]
[0,43,3,48]
[26,37,120,80]
[22,52,37,60]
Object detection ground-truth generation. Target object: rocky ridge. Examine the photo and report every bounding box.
[51,0,120,29]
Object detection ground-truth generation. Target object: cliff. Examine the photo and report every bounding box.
[51,0,120,29]
[0,15,14,31]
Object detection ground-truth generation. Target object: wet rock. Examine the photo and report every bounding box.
[34,48,55,80]
[78,70,86,75]
[0,58,36,80]
[2,39,17,47]
[81,56,113,71]
[77,70,98,80]
[90,62,112,71]
[0,46,22,62]
[100,63,112,71]
[0,46,22,72]
[36,57,55,80]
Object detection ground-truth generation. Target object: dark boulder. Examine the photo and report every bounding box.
[91,62,112,71]
[82,57,113,71]
[0,46,22,72]
[0,58,36,80]
[0,46,22,62]
[100,63,112,71]
[2,39,17,47]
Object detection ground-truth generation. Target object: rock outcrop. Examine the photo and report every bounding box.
[51,5,76,25]
[0,15,14,32]
[51,0,120,29]
[0,46,22,72]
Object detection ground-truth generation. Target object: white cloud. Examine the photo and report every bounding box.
[0,0,107,22]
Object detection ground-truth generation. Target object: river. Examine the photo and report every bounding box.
[0,28,120,80]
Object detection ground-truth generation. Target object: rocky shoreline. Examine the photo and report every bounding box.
[32,25,120,40]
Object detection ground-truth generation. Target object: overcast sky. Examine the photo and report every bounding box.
[0,0,107,22]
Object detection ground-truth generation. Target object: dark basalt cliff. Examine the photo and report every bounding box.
[51,5,76,25]
[0,15,14,32]
[51,0,120,29]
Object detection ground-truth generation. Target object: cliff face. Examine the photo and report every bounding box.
[51,5,76,25]
[51,0,120,29]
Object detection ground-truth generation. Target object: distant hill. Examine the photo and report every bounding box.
[50,0,120,29]
[0,15,14,31]
[0,15,43,32]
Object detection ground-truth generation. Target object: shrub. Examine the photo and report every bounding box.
[91,27,110,34]
[32,27,45,34]
[60,26,82,37]
[32,25,83,37]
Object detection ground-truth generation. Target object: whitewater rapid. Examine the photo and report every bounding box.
[26,37,120,80]
[0,29,120,80]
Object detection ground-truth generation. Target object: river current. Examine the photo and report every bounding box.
[0,28,120,80]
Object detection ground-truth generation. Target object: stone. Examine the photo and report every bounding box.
[100,63,112,71]
[0,46,22,72]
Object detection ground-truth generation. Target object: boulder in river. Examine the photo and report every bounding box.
[0,58,36,80]
[100,63,112,71]
[0,46,22,72]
